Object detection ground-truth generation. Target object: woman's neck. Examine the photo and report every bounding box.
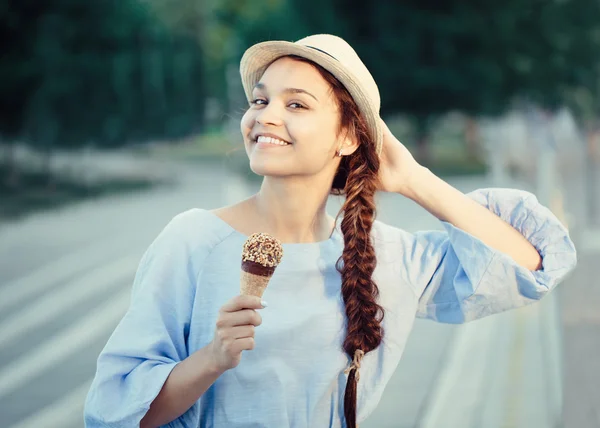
[247,178,335,244]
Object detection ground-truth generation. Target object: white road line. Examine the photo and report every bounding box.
[10,380,92,428]
[0,288,130,399]
[419,313,501,428]
[0,255,139,348]
[0,236,142,313]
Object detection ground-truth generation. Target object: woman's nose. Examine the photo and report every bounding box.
[255,102,283,126]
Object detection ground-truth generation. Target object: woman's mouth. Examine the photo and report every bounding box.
[255,135,292,148]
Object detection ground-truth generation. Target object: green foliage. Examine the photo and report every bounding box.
[229,0,600,120]
[2,0,600,153]
[0,0,206,149]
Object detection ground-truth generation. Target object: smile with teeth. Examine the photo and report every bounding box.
[256,135,291,146]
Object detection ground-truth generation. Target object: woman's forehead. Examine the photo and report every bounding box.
[257,57,332,99]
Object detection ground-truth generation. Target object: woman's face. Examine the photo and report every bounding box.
[241,57,348,180]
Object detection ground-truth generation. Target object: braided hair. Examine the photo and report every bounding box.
[289,55,385,428]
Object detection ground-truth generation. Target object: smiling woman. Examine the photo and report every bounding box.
[83,34,577,428]
[241,56,352,181]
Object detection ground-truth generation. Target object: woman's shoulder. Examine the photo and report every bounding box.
[370,219,446,258]
[153,208,239,257]
[371,219,413,246]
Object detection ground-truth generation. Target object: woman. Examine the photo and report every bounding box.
[84,34,577,428]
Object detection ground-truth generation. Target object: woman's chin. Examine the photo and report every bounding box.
[249,160,290,177]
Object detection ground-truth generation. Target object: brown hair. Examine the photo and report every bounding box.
[288,55,385,428]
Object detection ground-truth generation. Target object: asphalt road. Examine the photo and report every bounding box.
[0,163,572,428]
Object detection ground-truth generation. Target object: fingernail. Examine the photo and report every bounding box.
[261,300,268,308]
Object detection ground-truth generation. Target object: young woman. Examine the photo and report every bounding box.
[84,34,577,428]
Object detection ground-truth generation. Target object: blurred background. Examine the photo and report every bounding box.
[0,0,598,427]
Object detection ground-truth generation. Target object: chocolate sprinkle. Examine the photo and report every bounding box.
[241,232,284,268]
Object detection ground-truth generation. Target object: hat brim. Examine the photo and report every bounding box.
[240,41,383,156]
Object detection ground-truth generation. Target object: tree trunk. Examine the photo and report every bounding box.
[464,115,481,160]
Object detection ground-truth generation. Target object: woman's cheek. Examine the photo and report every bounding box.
[240,110,255,136]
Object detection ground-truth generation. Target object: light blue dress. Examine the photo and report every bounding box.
[84,188,576,427]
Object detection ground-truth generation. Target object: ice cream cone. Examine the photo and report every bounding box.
[240,270,272,297]
[240,232,283,297]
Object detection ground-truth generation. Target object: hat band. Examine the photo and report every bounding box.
[304,45,338,61]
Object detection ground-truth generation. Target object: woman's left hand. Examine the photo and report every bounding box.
[377,119,424,196]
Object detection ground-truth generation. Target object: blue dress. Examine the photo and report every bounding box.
[84,188,576,427]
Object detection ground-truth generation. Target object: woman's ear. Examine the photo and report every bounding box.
[337,126,360,156]
[340,137,360,156]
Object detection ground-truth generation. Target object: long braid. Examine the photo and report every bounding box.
[288,55,386,428]
[337,149,384,428]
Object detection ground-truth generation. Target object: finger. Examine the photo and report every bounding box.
[226,309,262,327]
[221,295,264,313]
[227,325,255,339]
[232,337,255,353]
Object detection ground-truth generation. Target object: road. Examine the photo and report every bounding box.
[0,162,571,428]
[557,154,600,428]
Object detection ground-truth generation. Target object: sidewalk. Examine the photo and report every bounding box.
[561,252,600,428]
[3,143,189,186]
[558,152,600,428]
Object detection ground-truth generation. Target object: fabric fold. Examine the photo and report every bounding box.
[414,188,577,323]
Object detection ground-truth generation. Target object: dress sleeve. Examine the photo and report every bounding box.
[84,215,205,427]
[406,188,577,323]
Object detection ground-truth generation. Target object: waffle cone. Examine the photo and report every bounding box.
[240,270,272,298]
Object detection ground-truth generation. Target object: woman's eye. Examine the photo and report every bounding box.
[249,99,305,109]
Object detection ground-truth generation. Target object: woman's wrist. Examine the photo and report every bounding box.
[141,343,227,427]
[201,341,228,377]
[398,165,433,201]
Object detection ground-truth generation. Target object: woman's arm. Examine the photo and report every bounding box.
[404,166,543,271]
[392,187,576,323]
[141,294,264,428]
[84,211,218,427]
[377,120,542,271]
[140,344,223,428]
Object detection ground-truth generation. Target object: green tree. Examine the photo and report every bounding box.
[227,0,600,161]
[0,0,207,187]
[350,0,600,159]
[146,0,287,108]
[0,0,206,148]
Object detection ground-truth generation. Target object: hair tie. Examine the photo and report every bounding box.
[344,349,365,382]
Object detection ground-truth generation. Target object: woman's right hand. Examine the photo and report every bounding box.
[208,295,265,372]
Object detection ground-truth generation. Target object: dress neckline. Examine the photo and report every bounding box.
[205,209,342,249]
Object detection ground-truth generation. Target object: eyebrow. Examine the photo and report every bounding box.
[254,82,319,102]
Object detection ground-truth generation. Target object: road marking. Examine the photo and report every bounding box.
[10,379,92,428]
[0,288,130,399]
[0,237,141,314]
[501,309,527,427]
[538,292,564,420]
[0,255,139,348]
[419,314,500,428]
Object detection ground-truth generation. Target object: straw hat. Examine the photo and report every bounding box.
[239,34,383,156]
